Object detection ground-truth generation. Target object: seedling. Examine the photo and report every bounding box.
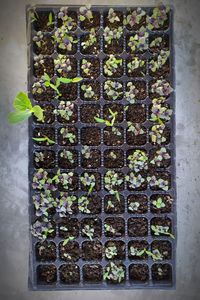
[127,150,148,172]
[53,26,78,51]
[78,196,90,213]
[81,146,91,159]
[54,101,75,121]
[125,82,139,103]
[150,37,163,48]
[127,57,145,74]
[47,12,54,26]
[147,175,169,191]
[80,173,96,194]
[34,54,45,68]
[104,80,123,100]
[57,193,76,215]
[147,5,170,30]
[79,5,93,22]
[34,151,45,163]
[104,223,116,235]
[63,236,75,246]
[129,247,146,257]
[128,27,149,52]
[103,26,123,45]
[33,31,44,48]
[104,262,125,283]
[150,101,172,123]
[82,224,94,241]
[124,7,146,27]
[81,84,95,99]
[112,126,122,136]
[8,92,44,124]
[58,7,76,30]
[32,168,56,191]
[149,50,170,72]
[109,151,117,159]
[60,149,74,164]
[107,200,115,209]
[104,55,122,76]
[95,109,117,126]
[128,201,140,212]
[52,169,74,190]
[127,122,145,135]
[150,147,170,166]
[81,29,97,49]
[81,59,92,76]
[29,8,39,23]
[107,8,120,23]
[60,128,76,144]
[31,220,54,240]
[54,55,72,74]
[151,225,175,239]
[104,170,123,201]
[152,197,166,209]
[32,136,55,145]
[149,124,166,144]
[105,245,117,259]
[32,190,54,217]
[151,79,173,96]
[130,246,163,261]
[125,172,145,189]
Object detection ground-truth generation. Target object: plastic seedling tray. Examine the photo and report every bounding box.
[27,4,176,290]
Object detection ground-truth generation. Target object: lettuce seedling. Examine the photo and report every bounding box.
[104,262,125,283]
[8,92,44,124]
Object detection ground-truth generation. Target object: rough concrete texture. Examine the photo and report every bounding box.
[0,0,200,299]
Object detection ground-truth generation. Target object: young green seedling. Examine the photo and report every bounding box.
[151,225,175,239]
[8,92,44,124]
[47,12,54,26]
[94,109,117,126]
[63,236,75,246]
[32,136,55,145]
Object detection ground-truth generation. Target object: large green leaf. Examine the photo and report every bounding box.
[58,77,72,84]
[13,92,32,111]
[32,105,44,122]
[8,110,32,124]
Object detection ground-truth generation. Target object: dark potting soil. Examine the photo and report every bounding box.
[103,38,123,54]
[59,264,80,284]
[33,86,54,102]
[81,218,102,239]
[83,264,103,282]
[103,103,124,122]
[59,218,79,238]
[104,149,124,168]
[105,240,125,260]
[58,126,78,146]
[81,150,101,169]
[37,264,57,284]
[82,194,102,214]
[58,83,77,101]
[36,241,56,261]
[128,217,148,237]
[58,149,78,169]
[33,127,55,146]
[81,127,101,146]
[34,57,54,78]
[128,240,148,260]
[34,150,55,169]
[104,217,125,237]
[151,240,172,260]
[149,59,170,78]
[80,104,101,123]
[34,36,54,56]
[82,241,103,260]
[126,126,147,146]
[34,11,55,32]
[129,264,149,282]
[33,104,55,124]
[103,126,124,146]
[152,264,172,282]
[104,194,125,214]
[80,11,100,30]
[127,194,148,214]
[80,59,100,79]
[80,33,100,55]
[59,241,80,262]
[126,104,146,123]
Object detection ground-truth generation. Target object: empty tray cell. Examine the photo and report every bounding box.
[59,264,80,284]
[35,241,56,262]
[126,104,146,123]
[82,241,103,261]
[81,127,101,146]
[129,264,149,283]
[83,264,103,283]
[128,217,148,237]
[104,217,125,238]
[151,264,172,283]
[103,126,124,146]
[80,104,101,124]
[37,264,57,284]
[58,82,78,101]
[81,148,101,169]
[58,218,79,239]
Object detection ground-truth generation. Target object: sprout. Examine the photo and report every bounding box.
[129,246,146,257]
[150,101,172,123]
[124,8,146,27]
[31,220,54,240]
[128,27,149,52]
[81,29,97,49]
[54,101,74,121]
[34,151,45,163]
[34,54,45,68]
[151,225,175,239]
[33,31,44,48]
[81,59,92,75]
[104,171,123,200]
[152,197,166,209]
[127,57,145,73]
[104,223,116,235]
[149,50,170,72]
[81,84,95,99]
[112,126,122,136]
[32,79,46,95]
[82,224,94,241]
[56,193,77,215]
[81,146,91,159]
[52,169,74,190]
[147,175,169,191]
[149,124,166,144]
[127,122,145,135]
[79,4,93,22]
[147,5,170,30]
[151,79,173,96]
[80,172,96,194]
[104,80,123,100]
[103,26,123,44]
[78,196,90,213]
[53,26,77,51]
[125,172,145,189]
[60,128,76,144]
[150,37,163,48]
[60,149,74,164]
[127,150,148,172]
[150,147,170,166]
[104,262,125,283]
[54,55,72,74]
[107,8,120,23]
[58,7,76,30]
[109,151,117,159]
[104,55,122,76]
[128,201,140,212]
[105,245,118,259]
[33,191,54,217]
[32,169,56,191]
[125,82,139,103]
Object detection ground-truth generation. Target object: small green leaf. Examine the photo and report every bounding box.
[94,117,106,123]
[43,72,51,81]
[48,12,53,25]
[80,15,85,21]
[71,77,83,83]
[58,77,72,84]
[8,110,32,124]
[32,136,55,145]
[32,105,44,122]
[13,92,32,111]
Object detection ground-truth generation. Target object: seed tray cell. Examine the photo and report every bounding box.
[27,4,176,290]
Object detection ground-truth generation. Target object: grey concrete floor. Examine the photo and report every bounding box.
[0,0,200,299]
